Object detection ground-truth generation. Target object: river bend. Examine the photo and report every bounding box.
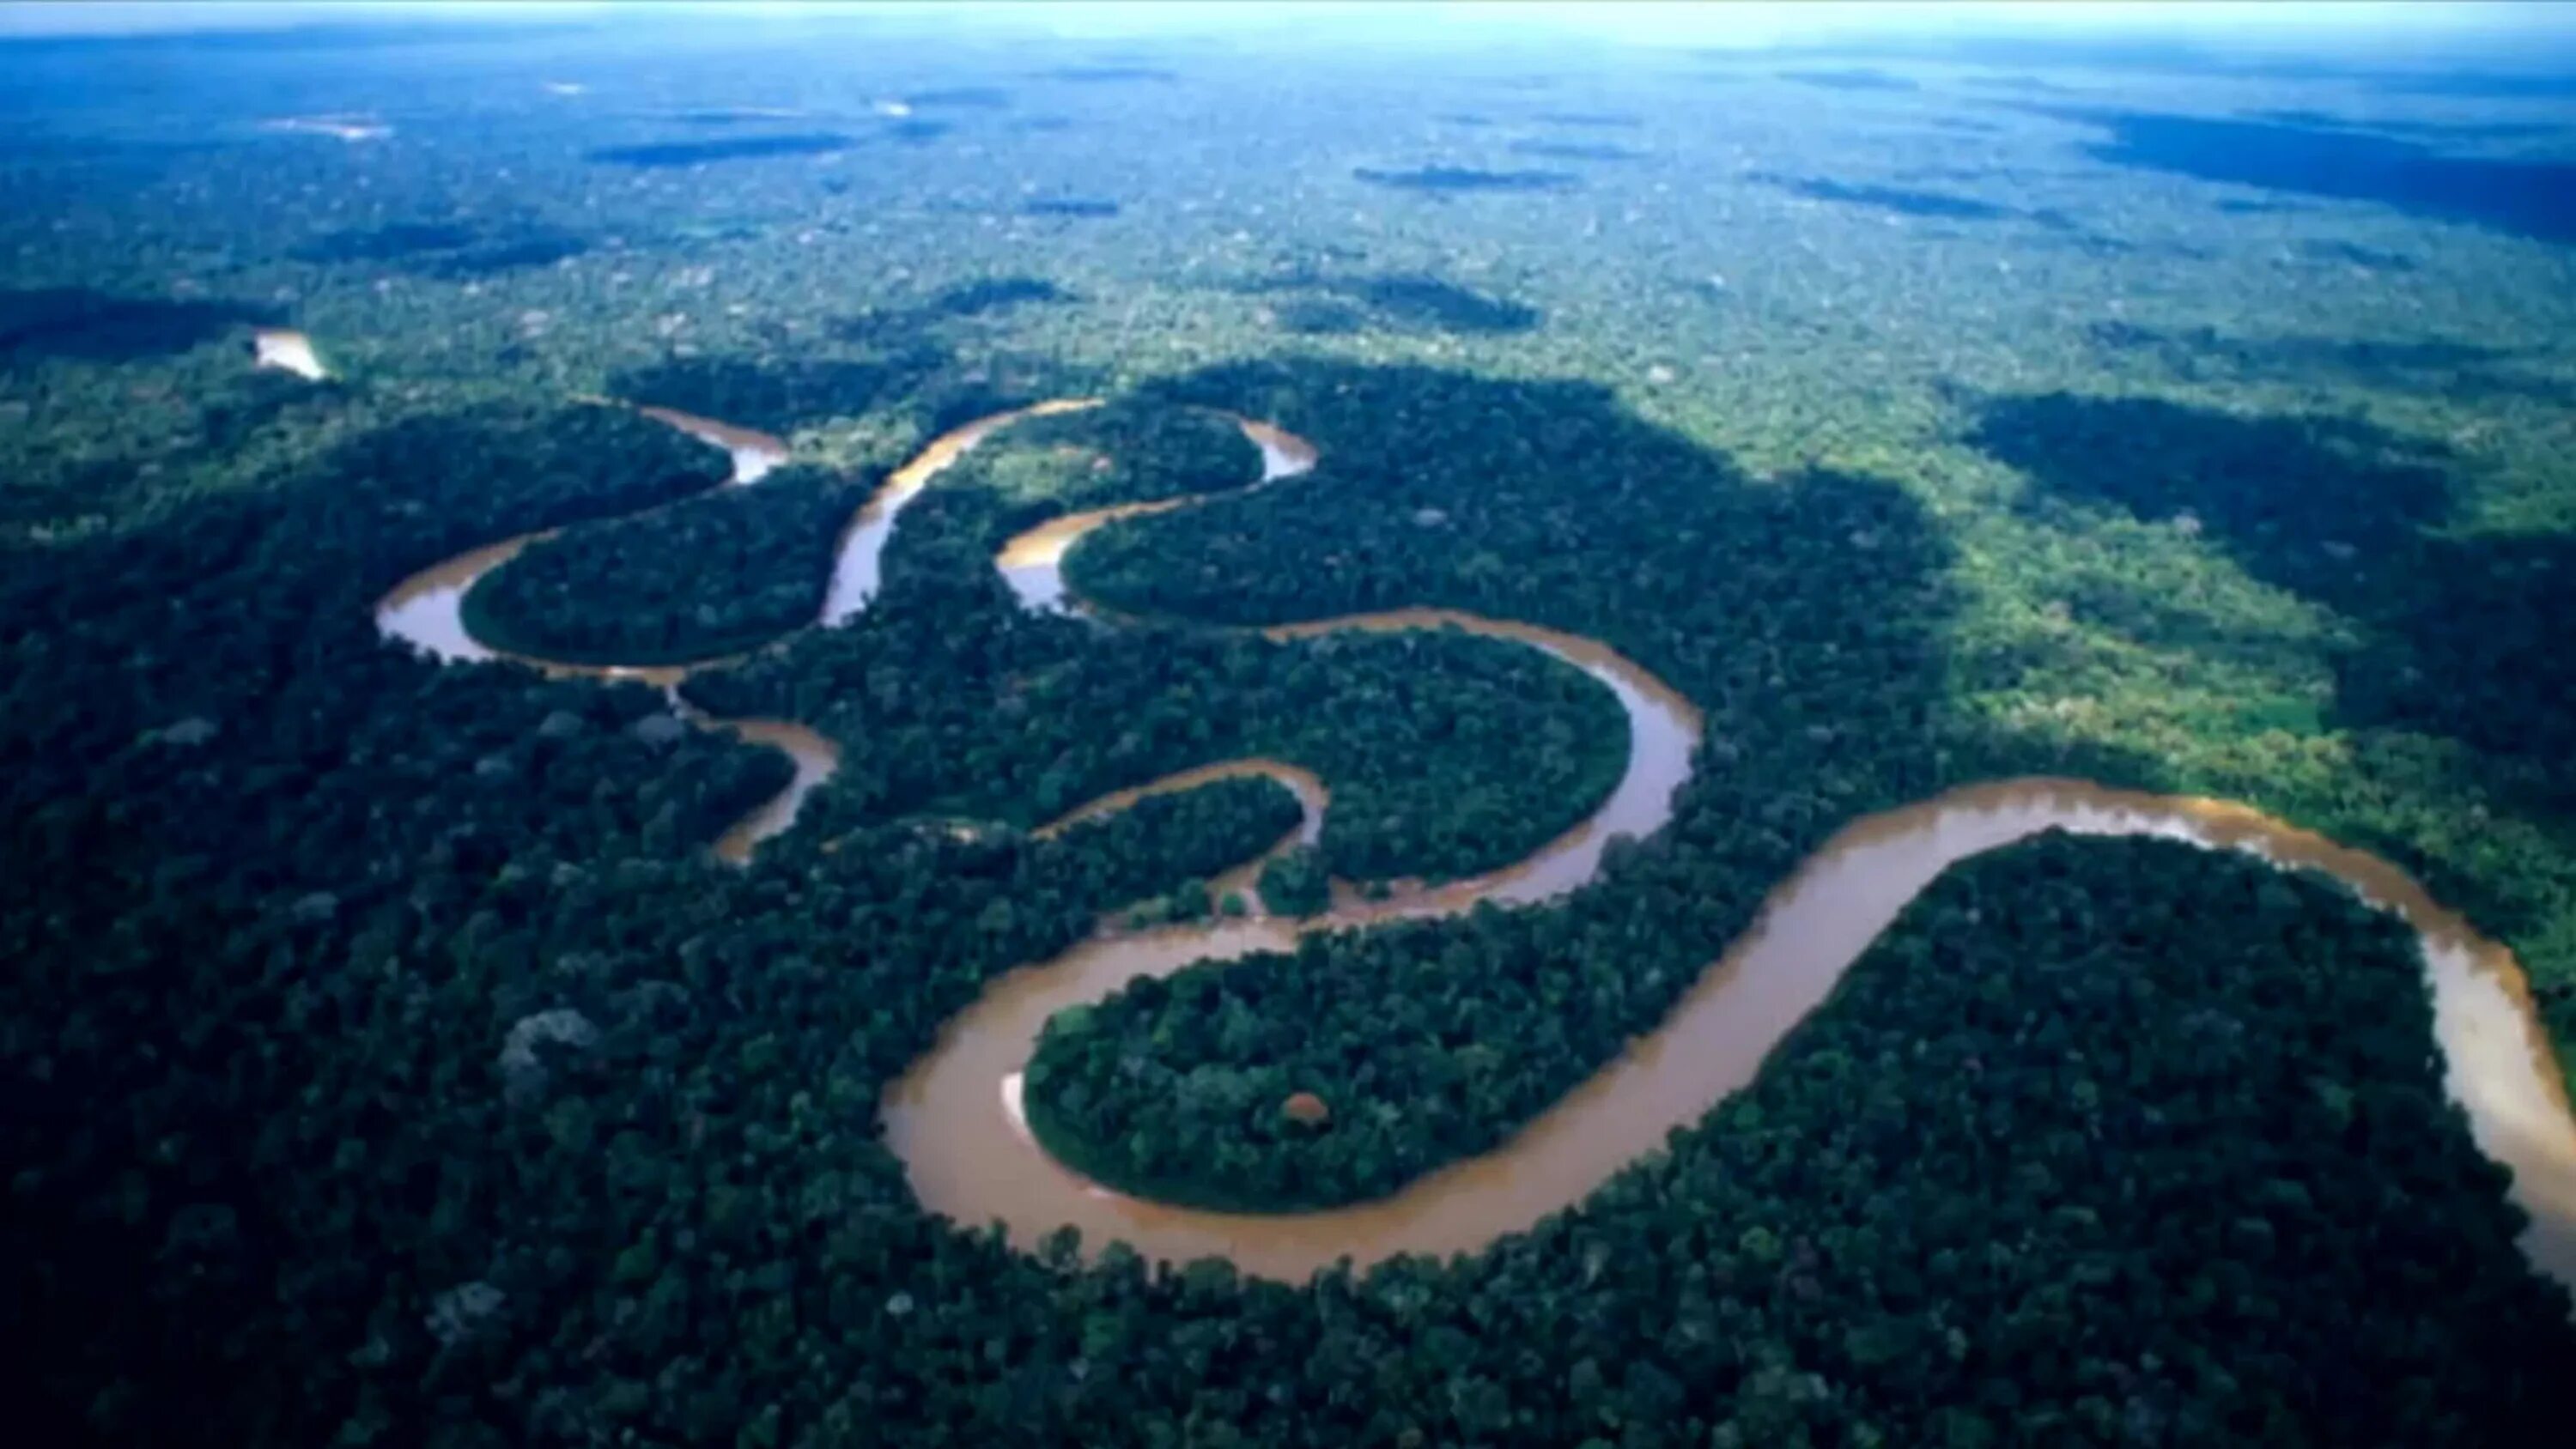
[368,388,2576,1304]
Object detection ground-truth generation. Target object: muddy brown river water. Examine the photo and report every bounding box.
[369,389,2576,1305]
[889,779,2576,1291]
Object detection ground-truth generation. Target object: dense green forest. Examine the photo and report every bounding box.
[1057,360,2576,1102]
[1020,360,2041,1207]
[954,397,1266,518]
[682,427,1632,884]
[1257,843,1334,918]
[8,15,2576,1447]
[463,462,875,666]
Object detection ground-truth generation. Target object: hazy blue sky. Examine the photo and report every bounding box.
[6,0,2575,53]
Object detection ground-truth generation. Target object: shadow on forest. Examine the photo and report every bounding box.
[1037,64,1177,85]
[1242,272,1541,336]
[2085,322,2573,406]
[1972,391,2576,803]
[1728,33,2576,97]
[1778,68,1920,93]
[1339,275,1538,333]
[903,86,1013,110]
[1352,166,1579,195]
[291,221,477,263]
[2250,109,2568,143]
[648,108,963,145]
[886,118,953,147]
[1020,197,1119,219]
[1268,300,1367,336]
[2366,72,2576,100]
[0,286,281,364]
[1088,357,1983,791]
[821,276,1072,349]
[421,234,591,279]
[2298,239,2417,271]
[921,276,1069,318]
[1752,174,2117,246]
[0,136,224,179]
[2048,108,2576,246]
[1964,73,2070,92]
[1752,172,2024,222]
[668,109,811,126]
[1509,139,1649,163]
[294,221,590,278]
[585,132,854,168]
[609,349,952,435]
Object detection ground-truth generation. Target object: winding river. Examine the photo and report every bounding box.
[372,390,2576,1305]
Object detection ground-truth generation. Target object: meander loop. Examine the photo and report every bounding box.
[370,392,2576,1305]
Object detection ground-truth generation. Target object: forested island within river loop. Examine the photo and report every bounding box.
[9,10,2576,1447]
